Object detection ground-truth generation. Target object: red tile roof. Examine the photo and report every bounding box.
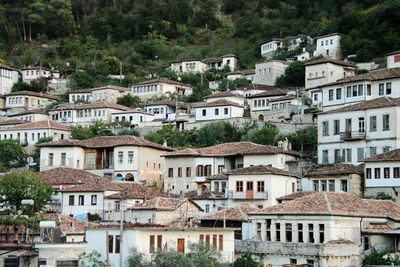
[235,84,284,92]
[132,77,191,87]
[363,148,400,162]
[55,101,130,111]
[38,167,101,185]
[205,91,241,99]
[304,58,357,68]
[321,97,400,115]
[164,141,301,157]
[105,184,167,200]
[185,190,226,200]
[363,223,394,234]
[61,180,125,192]
[193,99,243,108]
[276,191,317,202]
[307,164,364,177]
[201,204,257,221]
[5,91,59,101]
[7,109,48,116]
[0,120,70,131]
[144,100,186,108]
[42,213,98,234]
[69,85,129,93]
[252,192,400,220]
[246,88,288,99]
[129,197,202,211]
[227,165,296,177]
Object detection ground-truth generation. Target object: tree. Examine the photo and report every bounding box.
[196,121,242,147]
[79,251,107,267]
[188,242,220,267]
[241,122,279,145]
[0,140,26,171]
[275,61,305,88]
[117,94,141,108]
[0,171,53,215]
[284,126,317,156]
[152,249,194,267]
[233,251,258,267]
[117,129,140,137]
[127,247,149,267]
[70,120,114,140]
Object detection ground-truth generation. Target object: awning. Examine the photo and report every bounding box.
[7,250,38,257]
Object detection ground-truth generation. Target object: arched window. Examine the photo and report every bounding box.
[125,173,134,182]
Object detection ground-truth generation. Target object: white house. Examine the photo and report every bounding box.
[0,120,70,146]
[185,190,227,215]
[143,100,187,121]
[85,225,235,265]
[0,63,20,95]
[38,135,174,184]
[314,33,342,59]
[226,69,255,81]
[111,109,154,126]
[163,141,301,195]
[239,192,400,267]
[247,87,288,119]
[260,39,283,59]
[317,97,400,166]
[69,85,130,103]
[203,91,244,106]
[131,77,192,99]
[4,91,59,114]
[193,99,244,121]
[21,66,60,83]
[202,54,239,71]
[231,83,282,98]
[50,101,130,125]
[253,60,290,86]
[363,149,400,201]
[226,165,298,209]
[170,59,209,73]
[387,50,400,69]
[6,109,50,122]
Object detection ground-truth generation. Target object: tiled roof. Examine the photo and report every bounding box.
[363,223,394,234]
[246,88,288,99]
[105,184,167,200]
[42,213,98,234]
[269,95,297,102]
[221,53,238,58]
[363,149,400,162]
[276,191,317,202]
[307,164,364,177]
[0,63,19,71]
[321,97,400,115]
[61,180,127,192]
[38,167,100,185]
[129,197,201,211]
[327,239,354,244]
[200,204,257,222]
[132,77,191,87]
[193,99,243,108]
[236,84,286,92]
[252,192,400,220]
[144,100,186,108]
[227,69,255,75]
[304,58,356,68]
[164,141,301,157]
[37,135,174,151]
[205,91,241,99]
[0,120,69,131]
[5,91,59,100]
[228,165,296,177]
[185,190,226,200]
[69,85,129,93]
[205,173,228,181]
[387,50,400,56]
[0,119,28,126]
[8,109,48,116]
[55,101,130,111]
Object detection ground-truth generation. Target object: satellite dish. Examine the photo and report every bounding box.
[27,156,34,164]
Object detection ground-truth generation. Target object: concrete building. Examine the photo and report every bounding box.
[260,39,283,59]
[0,63,20,95]
[6,109,49,122]
[131,78,192,99]
[314,33,342,59]
[193,99,244,122]
[68,85,130,104]
[38,135,174,184]
[111,109,154,126]
[226,69,255,82]
[143,100,187,121]
[4,91,59,114]
[170,59,209,73]
[317,97,400,166]
[203,91,244,106]
[387,50,400,69]
[171,54,239,73]
[247,87,288,120]
[21,66,60,83]
[239,192,400,267]
[253,60,290,86]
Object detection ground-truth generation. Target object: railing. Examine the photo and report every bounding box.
[340,131,366,141]
[227,190,268,200]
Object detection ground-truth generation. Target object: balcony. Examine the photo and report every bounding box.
[340,131,366,141]
[227,190,268,200]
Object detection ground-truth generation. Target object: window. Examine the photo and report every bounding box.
[308,224,314,243]
[307,260,314,267]
[49,153,54,166]
[358,117,365,132]
[346,86,351,97]
[218,235,223,251]
[108,235,114,253]
[202,109,206,116]
[114,235,121,254]
[345,118,352,133]
[375,168,381,179]
[386,82,392,95]
[218,165,224,173]
[236,181,243,192]
[61,153,66,166]
[334,149,341,163]
[298,224,303,242]
[333,120,340,135]
[197,165,204,176]
[383,114,390,131]
[186,167,191,177]
[4,258,19,267]
[319,224,325,243]
[178,167,182,177]
[343,148,352,163]
[290,259,297,264]
[256,223,262,240]
[91,195,97,205]
[168,168,173,178]
[336,88,341,100]
[276,223,281,241]
[150,235,155,253]
[328,89,333,101]
[78,195,84,206]
[367,84,371,96]
[286,223,292,242]
[341,180,348,192]
[313,180,319,192]
[366,168,372,179]
[358,84,363,96]
[68,195,74,206]
[383,146,391,153]
[118,151,123,164]
[214,108,219,115]
[266,220,271,241]
[257,181,265,192]
[370,147,377,157]
[214,182,220,192]
[204,165,212,176]
[322,121,329,136]
[115,200,121,211]
[357,147,364,162]
[369,116,377,132]
[320,180,327,191]
[384,167,390,179]
[205,204,210,213]
[352,85,357,97]
[394,167,400,178]
[224,108,228,115]
[328,180,335,192]
[128,151,134,164]
[379,83,384,95]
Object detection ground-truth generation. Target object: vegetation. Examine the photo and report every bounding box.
[117,94,142,108]
[79,251,108,267]
[232,251,258,267]
[363,249,396,266]
[0,140,26,171]
[69,120,129,139]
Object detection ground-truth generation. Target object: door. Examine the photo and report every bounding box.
[177,238,185,253]
[246,181,254,199]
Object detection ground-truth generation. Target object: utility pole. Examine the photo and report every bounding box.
[119,196,124,267]
[223,201,226,228]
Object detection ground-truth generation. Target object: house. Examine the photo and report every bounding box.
[247,87,288,120]
[0,118,28,129]
[193,99,244,121]
[143,100,187,121]
[6,109,49,122]
[308,65,400,112]
[226,69,255,81]
[314,33,342,59]
[275,191,316,204]
[261,35,312,60]
[317,97,400,166]
[163,141,301,195]
[0,120,70,147]
[131,78,192,99]
[387,50,400,69]
[185,190,227,215]
[85,224,235,265]
[68,85,130,103]
[269,94,301,113]
[238,192,400,267]
[260,39,283,59]
[171,54,239,73]
[21,66,60,83]
[0,63,21,95]
[49,101,130,125]
[38,135,174,184]
[202,54,239,71]
[253,60,290,86]
[203,91,244,105]
[231,83,284,98]
[170,59,209,73]
[4,91,59,114]
[363,149,400,201]
[303,164,364,196]
[111,109,155,126]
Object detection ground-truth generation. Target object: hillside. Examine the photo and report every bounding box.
[0,0,399,90]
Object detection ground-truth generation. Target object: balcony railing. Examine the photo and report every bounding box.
[340,131,366,141]
[227,190,268,200]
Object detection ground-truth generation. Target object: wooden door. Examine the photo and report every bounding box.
[246,181,254,199]
[177,238,185,253]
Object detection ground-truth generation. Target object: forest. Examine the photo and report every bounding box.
[0,0,399,90]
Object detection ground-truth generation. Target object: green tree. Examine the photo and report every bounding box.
[196,121,242,147]
[79,251,107,267]
[0,140,26,171]
[284,126,317,156]
[188,242,221,267]
[127,247,148,267]
[241,122,279,145]
[117,129,140,137]
[70,120,114,140]
[275,61,305,88]
[152,249,194,267]
[233,251,258,267]
[0,171,53,214]
[117,94,141,108]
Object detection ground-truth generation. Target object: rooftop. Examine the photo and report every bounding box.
[363,148,400,162]
[304,58,357,68]
[246,88,288,99]
[105,184,167,200]
[5,90,59,101]
[200,204,257,222]
[129,197,202,211]
[144,100,186,108]
[38,167,101,185]
[204,91,241,99]
[132,77,191,87]
[185,190,226,200]
[7,109,48,117]
[307,164,364,177]
[69,85,129,93]
[42,213,98,234]
[228,165,296,178]
[235,84,286,92]
[0,120,69,131]
[252,192,400,220]
[55,101,130,111]
[276,191,317,202]
[193,99,243,108]
[321,97,400,115]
